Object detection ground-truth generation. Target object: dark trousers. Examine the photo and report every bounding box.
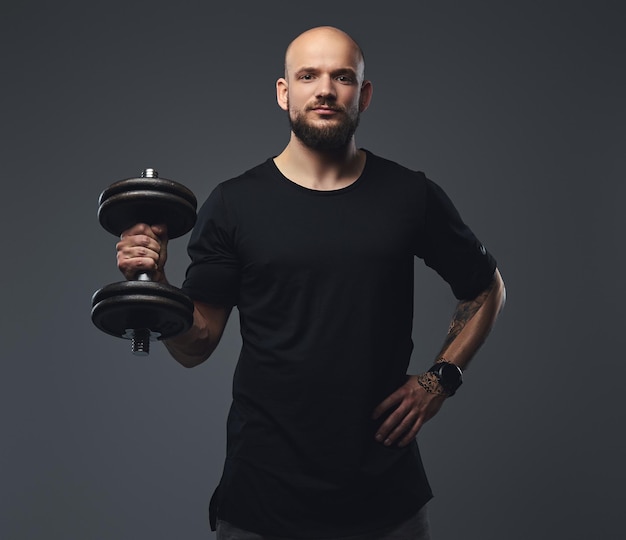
[216,505,431,540]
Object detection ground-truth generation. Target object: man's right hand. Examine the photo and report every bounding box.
[116,223,168,283]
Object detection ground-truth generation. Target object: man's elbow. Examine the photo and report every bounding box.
[492,268,506,314]
[175,355,207,369]
[164,341,215,369]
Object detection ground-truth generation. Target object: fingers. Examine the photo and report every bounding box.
[116,223,168,280]
[372,377,445,448]
[372,389,403,421]
[374,395,423,448]
[120,222,168,241]
[375,400,420,447]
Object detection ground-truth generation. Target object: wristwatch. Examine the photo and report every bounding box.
[427,362,463,396]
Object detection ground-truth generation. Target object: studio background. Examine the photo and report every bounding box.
[2,1,623,539]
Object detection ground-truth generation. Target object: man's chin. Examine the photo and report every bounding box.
[288,110,359,151]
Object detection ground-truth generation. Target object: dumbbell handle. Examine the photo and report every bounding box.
[127,273,154,354]
[136,169,159,285]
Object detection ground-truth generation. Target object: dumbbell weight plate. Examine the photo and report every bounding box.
[91,281,194,340]
[98,177,197,238]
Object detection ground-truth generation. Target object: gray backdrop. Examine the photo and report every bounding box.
[2,1,624,539]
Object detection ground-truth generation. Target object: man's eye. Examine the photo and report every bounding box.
[337,76,354,83]
[300,74,314,80]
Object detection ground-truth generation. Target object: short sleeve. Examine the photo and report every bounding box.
[421,179,497,300]
[181,184,240,306]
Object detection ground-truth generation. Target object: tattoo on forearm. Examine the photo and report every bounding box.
[441,279,495,351]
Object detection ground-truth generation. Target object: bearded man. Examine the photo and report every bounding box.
[116,26,505,540]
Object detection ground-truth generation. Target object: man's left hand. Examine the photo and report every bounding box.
[372,375,446,448]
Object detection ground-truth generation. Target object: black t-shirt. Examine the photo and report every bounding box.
[182,150,496,538]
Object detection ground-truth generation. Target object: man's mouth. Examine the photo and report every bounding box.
[309,105,342,115]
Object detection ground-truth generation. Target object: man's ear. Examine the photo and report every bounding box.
[276,78,289,111]
[359,80,373,112]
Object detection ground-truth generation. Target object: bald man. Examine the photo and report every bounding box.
[117,26,505,540]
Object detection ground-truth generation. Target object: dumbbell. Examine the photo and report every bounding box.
[91,168,197,355]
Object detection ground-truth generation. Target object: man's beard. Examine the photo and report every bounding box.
[288,102,360,151]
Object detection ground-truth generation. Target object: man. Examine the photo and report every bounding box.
[117,26,505,540]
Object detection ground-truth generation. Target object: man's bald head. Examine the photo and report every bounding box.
[276,26,373,152]
[284,26,366,81]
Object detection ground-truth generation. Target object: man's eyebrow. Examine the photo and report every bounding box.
[294,67,358,77]
[294,66,319,74]
[333,68,358,77]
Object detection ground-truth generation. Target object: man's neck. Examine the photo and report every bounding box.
[274,135,366,191]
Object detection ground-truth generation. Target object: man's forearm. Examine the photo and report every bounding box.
[163,303,232,368]
[163,322,213,368]
[436,268,506,370]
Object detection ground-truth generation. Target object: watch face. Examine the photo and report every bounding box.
[440,362,461,381]
[436,362,463,394]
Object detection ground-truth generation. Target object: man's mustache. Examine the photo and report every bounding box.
[307,101,345,112]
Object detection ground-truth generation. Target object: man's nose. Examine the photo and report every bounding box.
[315,75,336,98]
